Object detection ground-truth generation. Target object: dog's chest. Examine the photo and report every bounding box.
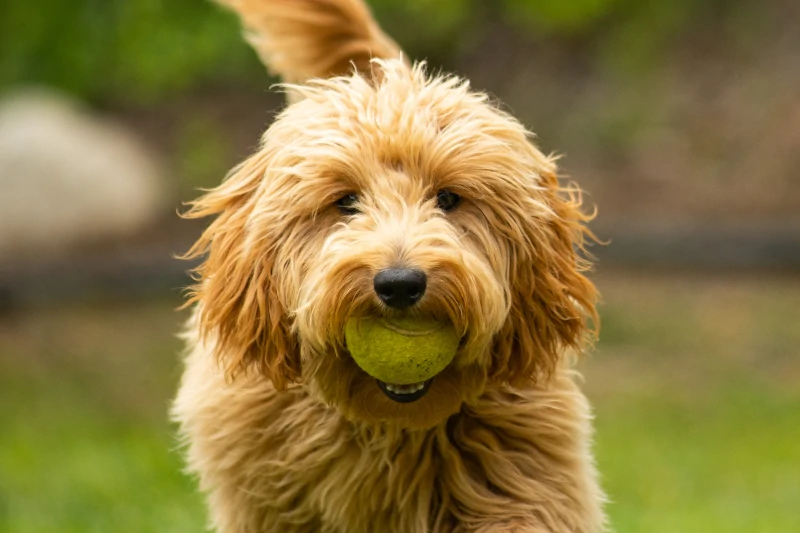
[177,352,600,532]
[271,415,458,532]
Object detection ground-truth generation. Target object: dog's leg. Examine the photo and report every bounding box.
[440,371,606,533]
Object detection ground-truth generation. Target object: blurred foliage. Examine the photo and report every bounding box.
[503,0,622,32]
[175,116,234,191]
[1,0,738,105]
[2,0,787,213]
[0,0,260,104]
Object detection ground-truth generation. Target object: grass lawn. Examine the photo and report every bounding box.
[1,272,798,532]
[0,299,205,533]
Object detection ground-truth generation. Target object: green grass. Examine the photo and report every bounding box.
[0,380,204,533]
[0,300,206,533]
[595,389,800,532]
[587,273,800,532]
[1,274,799,532]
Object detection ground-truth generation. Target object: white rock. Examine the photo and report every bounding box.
[0,89,168,259]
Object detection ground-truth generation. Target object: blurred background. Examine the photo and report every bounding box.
[1,0,798,531]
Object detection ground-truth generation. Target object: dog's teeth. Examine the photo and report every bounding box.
[383,381,427,395]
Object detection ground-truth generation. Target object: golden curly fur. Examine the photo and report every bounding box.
[173,1,607,531]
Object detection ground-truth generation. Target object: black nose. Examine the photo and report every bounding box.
[373,268,427,308]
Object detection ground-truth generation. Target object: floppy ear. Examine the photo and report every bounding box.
[490,166,598,386]
[182,152,301,388]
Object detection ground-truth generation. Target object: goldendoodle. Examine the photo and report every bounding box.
[173,1,606,531]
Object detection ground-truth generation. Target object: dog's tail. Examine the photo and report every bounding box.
[215,0,404,84]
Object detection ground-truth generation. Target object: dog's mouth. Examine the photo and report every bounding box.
[376,378,433,403]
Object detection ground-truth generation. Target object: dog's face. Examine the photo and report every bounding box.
[186,61,596,429]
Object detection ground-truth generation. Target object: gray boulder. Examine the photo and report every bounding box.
[0,89,168,260]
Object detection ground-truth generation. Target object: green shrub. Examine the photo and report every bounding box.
[1,0,728,104]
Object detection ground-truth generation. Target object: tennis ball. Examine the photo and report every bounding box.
[344,317,459,385]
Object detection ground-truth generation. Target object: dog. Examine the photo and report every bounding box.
[173,1,606,531]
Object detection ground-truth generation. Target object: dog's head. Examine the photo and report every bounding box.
[185,60,597,429]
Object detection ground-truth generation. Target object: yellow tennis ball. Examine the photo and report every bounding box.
[344,317,459,385]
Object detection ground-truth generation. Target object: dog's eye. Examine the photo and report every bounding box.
[436,190,461,212]
[335,193,360,215]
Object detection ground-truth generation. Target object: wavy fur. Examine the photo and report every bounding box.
[175,1,605,531]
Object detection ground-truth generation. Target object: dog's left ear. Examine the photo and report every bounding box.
[182,151,301,388]
[490,164,598,386]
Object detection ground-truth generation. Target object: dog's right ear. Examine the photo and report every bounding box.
[215,0,405,87]
[182,151,301,388]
